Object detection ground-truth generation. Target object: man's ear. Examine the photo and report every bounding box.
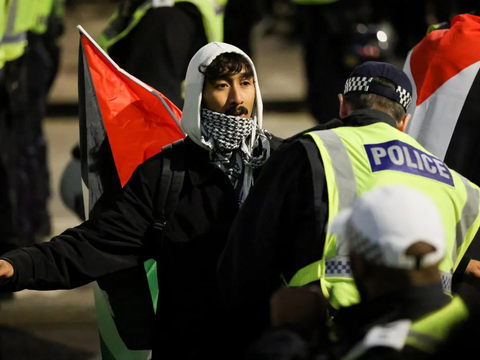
[339,94,351,119]
[397,114,411,132]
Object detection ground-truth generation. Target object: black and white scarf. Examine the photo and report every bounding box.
[201,108,271,205]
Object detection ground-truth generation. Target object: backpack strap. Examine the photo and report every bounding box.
[152,139,186,239]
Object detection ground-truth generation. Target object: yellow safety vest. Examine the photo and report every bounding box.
[2,0,38,62]
[0,0,7,69]
[343,296,469,360]
[288,122,480,310]
[30,0,53,35]
[98,0,226,53]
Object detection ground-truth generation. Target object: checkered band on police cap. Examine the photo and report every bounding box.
[343,62,413,112]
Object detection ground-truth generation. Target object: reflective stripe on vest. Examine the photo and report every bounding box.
[343,296,469,360]
[288,123,480,309]
[6,0,18,35]
[1,32,26,44]
[454,174,480,267]
[2,0,27,61]
[405,296,469,353]
[101,1,153,46]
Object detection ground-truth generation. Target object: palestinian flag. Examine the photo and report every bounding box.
[77,26,184,360]
[404,14,480,186]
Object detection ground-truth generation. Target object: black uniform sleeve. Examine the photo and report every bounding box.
[0,158,162,291]
[217,137,329,337]
[453,222,480,288]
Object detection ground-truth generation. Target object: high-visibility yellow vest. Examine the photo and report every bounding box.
[342,296,469,360]
[0,0,7,69]
[30,0,64,35]
[2,0,37,62]
[288,122,480,310]
[30,0,53,35]
[406,296,469,353]
[98,0,226,53]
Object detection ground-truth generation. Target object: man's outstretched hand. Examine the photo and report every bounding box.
[0,260,14,285]
[465,259,480,291]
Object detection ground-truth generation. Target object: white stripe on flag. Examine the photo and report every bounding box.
[406,60,480,160]
[82,178,90,221]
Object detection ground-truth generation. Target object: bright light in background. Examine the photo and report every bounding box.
[377,31,388,42]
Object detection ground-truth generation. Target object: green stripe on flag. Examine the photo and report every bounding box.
[93,283,152,360]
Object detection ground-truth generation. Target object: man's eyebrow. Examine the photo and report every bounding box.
[240,73,254,80]
[210,73,254,83]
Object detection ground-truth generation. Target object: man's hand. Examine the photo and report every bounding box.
[270,286,328,334]
[464,259,480,291]
[0,260,14,285]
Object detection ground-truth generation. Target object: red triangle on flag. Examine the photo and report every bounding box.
[79,26,185,187]
[410,14,480,106]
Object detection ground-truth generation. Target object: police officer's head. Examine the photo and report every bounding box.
[338,62,413,133]
[330,185,446,301]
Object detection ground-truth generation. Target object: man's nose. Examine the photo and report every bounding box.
[229,85,243,105]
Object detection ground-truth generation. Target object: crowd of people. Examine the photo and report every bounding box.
[2,0,480,360]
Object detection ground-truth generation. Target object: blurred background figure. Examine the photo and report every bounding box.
[0,0,64,255]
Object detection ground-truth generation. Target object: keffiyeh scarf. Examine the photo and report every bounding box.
[201,108,271,205]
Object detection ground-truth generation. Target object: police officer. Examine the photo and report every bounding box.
[328,185,474,359]
[246,185,476,360]
[24,0,65,238]
[217,62,480,348]
[0,0,39,252]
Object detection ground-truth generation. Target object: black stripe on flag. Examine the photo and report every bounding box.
[78,35,121,216]
[444,66,480,187]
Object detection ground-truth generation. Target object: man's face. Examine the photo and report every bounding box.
[202,69,255,118]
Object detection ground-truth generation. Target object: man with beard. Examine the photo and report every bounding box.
[0,42,281,359]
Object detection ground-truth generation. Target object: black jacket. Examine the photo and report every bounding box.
[245,284,450,360]
[1,136,281,359]
[217,109,475,346]
[330,283,449,360]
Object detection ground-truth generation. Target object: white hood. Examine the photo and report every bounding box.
[181,42,263,150]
